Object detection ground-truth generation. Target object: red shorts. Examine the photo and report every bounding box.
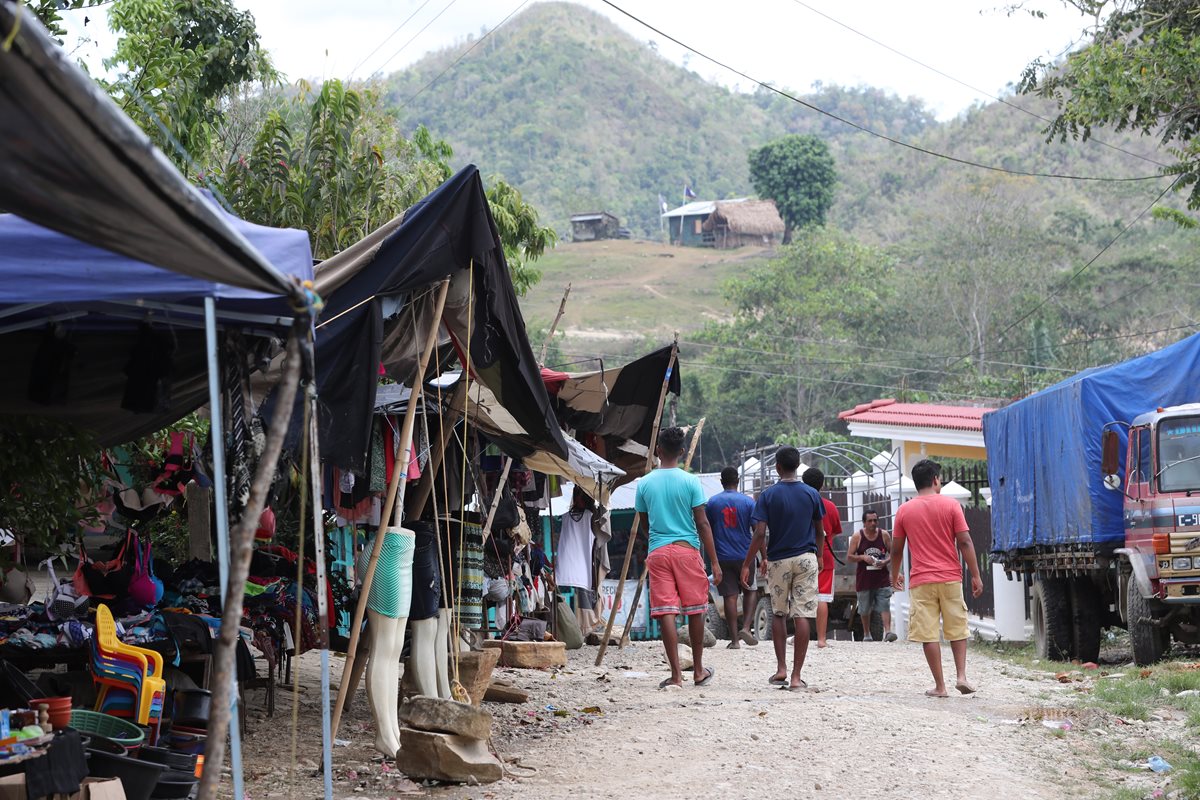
[818,563,834,601]
[647,542,709,618]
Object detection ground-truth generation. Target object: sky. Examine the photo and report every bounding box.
[59,0,1095,120]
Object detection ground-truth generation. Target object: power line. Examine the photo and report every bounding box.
[681,337,1075,377]
[557,350,1007,402]
[947,175,1183,369]
[369,0,462,80]
[785,0,1171,170]
[348,0,436,80]
[398,0,530,109]
[599,0,1167,183]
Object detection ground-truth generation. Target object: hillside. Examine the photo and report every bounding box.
[521,239,773,345]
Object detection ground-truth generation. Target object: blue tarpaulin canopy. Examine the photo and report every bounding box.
[0,199,312,306]
[0,198,313,446]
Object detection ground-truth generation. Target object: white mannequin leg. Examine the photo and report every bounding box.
[366,609,408,756]
[435,608,452,699]
[407,617,439,698]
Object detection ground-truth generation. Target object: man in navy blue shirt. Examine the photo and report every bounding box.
[741,446,824,691]
[705,467,759,649]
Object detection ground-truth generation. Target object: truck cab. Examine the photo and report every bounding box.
[1109,403,1200,662]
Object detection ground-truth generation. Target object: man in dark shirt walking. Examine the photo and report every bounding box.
[705,467,759,648]
[741,446,824,691]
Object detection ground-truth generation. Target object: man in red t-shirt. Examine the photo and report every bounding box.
[890,459,984,697]
[802,468,841,648]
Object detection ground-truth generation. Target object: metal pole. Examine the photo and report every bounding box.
[203,297,244,800]
[307,383,333,800]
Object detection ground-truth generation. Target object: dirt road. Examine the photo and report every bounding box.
[239,638,1116,800]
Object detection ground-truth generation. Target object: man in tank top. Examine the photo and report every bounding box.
[846,510,897,642]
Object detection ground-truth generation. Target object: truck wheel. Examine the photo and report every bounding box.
[1032,577,1074,661]
[705,602,730,641]
[1127,587,1167,666]
[753,597,774,643]
[1070,577,1102,663]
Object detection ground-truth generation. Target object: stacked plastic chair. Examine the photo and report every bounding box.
[90,604,166,743]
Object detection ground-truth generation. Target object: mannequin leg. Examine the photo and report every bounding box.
[407,617,439,698]
[366,609,407,757]
[435,608,452,699]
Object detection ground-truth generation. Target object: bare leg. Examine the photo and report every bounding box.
[950,638,975,693]
[882,611,893,636]
[860,613,872,640]
[659,614,683,686]
[688,613,708,682]
[770,615,788,682]
[741,590,758,634]
[723,594,740,648]
[923,641,947,697]
[816,601,829,646]
[791,617,811,688]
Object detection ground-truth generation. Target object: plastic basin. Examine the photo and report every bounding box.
[86,748,165,800]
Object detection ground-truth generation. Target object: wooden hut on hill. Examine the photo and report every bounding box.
[703,199,785,248]
[662,198,784,248]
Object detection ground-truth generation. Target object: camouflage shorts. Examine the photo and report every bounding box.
[767,553,819,619]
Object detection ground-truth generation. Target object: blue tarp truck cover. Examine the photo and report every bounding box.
[984,332,1200,554]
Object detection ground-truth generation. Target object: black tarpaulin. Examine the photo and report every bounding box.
[311,166,569,470]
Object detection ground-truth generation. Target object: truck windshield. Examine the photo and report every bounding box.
[1158,416,1200,492]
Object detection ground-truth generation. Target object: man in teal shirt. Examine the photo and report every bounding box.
[634,427,721,689]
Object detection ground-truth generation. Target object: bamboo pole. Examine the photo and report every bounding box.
[619,417,704,648]
[329,279,450,741]
[538,283,571,365]
[480,457,513,545]
[595,336,678,667]
[405,382,466,519]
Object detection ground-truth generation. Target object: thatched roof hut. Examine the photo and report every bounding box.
[702,199,784,247]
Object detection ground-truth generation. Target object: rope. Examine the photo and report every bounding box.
[451,262,475,697]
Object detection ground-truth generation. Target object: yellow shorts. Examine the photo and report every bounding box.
[907,581,969,643]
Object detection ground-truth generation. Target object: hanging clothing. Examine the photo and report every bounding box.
[556,510,595,591]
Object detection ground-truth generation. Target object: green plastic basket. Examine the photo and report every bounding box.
[69,710,145,747]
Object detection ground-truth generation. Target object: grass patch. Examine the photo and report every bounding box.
[969,638,1073,673]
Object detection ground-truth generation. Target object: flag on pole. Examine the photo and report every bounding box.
[658,194,669,214]
[684,185,697,199]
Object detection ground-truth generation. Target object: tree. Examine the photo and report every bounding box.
[102,0,276,173]
[696,226,894,454]
[748,134,837,242]
[486,179,557,296]
[1017,0,1200,205]
[222,81,453,260]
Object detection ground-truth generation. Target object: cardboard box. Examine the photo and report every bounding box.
[0,774,127,800]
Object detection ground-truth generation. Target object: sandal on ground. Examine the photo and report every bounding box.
[739,630,759,646]
[695,667,715,686]
[726,640,741,649]
[780,680,814,693]
[768,676,788,686]
[955,679,977,695]
[659,678,682,690]
[925,688,949,698]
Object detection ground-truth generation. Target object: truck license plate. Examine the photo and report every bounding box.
[1178,513,1200,528]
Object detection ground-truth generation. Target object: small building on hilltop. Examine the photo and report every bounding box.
[570,211,620,241]
[662,198,784,248]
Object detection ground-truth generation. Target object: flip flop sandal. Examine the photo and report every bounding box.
[726,641,741,649]
[739,630,759,646]
[768,676,788,686]
[658,678,682,690]
[695,667,715,686]
[955,680,977,695]
[779,680,813,693]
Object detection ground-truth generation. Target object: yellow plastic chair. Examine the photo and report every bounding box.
[93,604,166,729]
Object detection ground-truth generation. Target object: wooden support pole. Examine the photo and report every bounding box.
[539,283,571,365]
[406,382,466,519]
[198,330,303,800]
[329,279,450,742]
[480,457,513,545]
[619,417,704,648]
[595,336,678,667]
